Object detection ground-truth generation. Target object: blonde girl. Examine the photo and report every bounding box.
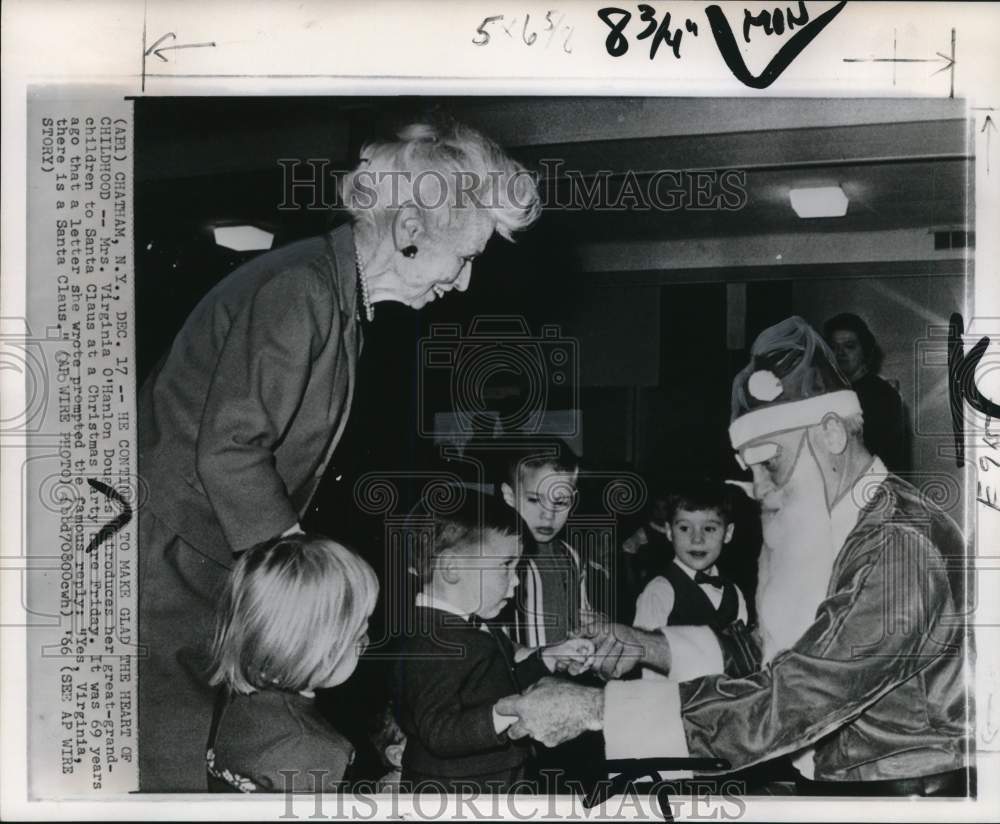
[205,534,378,792]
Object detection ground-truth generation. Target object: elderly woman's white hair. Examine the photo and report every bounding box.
[340,120,541,241]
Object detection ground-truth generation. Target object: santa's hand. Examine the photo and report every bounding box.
[494,678,603,748]
[541,638,596,674]
[578,620,645,680]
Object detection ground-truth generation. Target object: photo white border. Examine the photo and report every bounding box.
[3,1,999,820]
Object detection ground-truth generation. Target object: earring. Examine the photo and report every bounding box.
[401,245,418,258]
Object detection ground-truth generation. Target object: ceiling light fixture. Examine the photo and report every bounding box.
[212,225,275,252]
[789,186,849,218]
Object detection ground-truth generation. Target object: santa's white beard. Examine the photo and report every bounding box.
[756,454,836,662]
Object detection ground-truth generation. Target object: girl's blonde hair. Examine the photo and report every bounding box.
[209,534,378,694]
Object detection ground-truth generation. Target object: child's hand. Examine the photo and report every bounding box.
[576,610,611,640]
[541,638,596,676]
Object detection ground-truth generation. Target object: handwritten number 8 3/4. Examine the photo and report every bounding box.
[599,5,698,60]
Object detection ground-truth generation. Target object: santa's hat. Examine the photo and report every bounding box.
[729,316,861,449]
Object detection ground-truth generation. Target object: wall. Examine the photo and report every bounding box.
[577,229,967,275]
[562,272,969,526]
[793,274,968,520]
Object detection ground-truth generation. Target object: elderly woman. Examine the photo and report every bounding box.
[137,119,540,790]
[823,312,909,473]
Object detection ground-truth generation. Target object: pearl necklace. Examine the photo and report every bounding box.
[354,244,374,322]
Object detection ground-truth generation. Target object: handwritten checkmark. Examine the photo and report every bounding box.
[84,478,133,554]
[705,1,848,89]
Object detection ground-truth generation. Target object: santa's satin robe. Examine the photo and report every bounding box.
[604,465,971,782]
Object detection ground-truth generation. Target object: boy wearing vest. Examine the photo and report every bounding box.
[633,479,748,678]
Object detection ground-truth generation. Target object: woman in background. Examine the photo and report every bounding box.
[824,312,909,473]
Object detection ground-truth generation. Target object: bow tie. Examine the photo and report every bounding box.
[467,613,489,630]
[694,570,723,588]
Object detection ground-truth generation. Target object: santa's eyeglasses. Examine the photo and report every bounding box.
[734,430,808,492]
[734,441,782,472]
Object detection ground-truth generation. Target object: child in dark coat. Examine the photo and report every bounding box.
[392,492,592,792]
[205,534,378,792]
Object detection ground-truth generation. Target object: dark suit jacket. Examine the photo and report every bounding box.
[853,372,909,473]
[393,606,550,788]
[138,224,360,562]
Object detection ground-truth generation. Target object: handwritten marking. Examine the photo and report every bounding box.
[144,32,217,62]
[140,0,147,92]
[637,5,685,60]
[978,418,1000,513]
[705,0,847,89]
[598,5,697,60]
[141,29,218,92]
[984,420,1000,452]
[982,116,996,175]
[949,26,956,98]
[150,41,217,61]
[523,15,537,45]
[844,27,956,98]
[547,11,565,47]
[948,313,1000,468]
[472,10,574,52]
[472,15,503,45]
[145,32,176,58]
[743,0,810,42]
[599,8,632,57]
[843,57,951,64]
[977,481,1000,513]
[84,479,132,554]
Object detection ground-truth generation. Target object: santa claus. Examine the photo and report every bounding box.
[497,316,973,796]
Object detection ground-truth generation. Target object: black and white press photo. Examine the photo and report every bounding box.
[4,2,1000,822]
[130,94,974,800]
